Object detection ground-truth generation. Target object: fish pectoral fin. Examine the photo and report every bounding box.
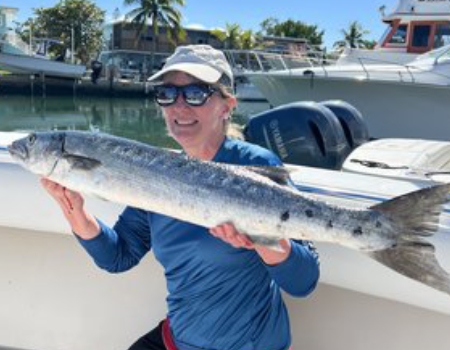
[247,234,284,252]
[63,154,102,171]
[93,194,110,202]
[369,239,450,295]
[245,166,291,186]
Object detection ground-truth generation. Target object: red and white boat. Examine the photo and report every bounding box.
[338,0,450,65]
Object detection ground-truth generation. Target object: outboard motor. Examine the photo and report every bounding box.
[244,101,351,169]
[91,60,103,84]
[320,100,369,150]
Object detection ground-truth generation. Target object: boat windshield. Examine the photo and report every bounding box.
[377,24,393,47]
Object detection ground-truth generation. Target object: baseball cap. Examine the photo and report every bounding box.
[148,45,233,87]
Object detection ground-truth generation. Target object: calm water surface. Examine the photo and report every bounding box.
[0,95,270,148]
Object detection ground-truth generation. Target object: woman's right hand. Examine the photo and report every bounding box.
[40,178,101,239]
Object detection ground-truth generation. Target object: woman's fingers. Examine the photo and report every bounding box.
[209,222,254,249]
[40,178,83,215]
[39,178,100,239]
[40,177,61,195]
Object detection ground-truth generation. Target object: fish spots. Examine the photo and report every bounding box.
[305,209,314,218]
[353,226,363,236]
[280,210,290,222]
[222,176,241,187]
[174,160,186,168]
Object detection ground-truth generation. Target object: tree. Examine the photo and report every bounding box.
[123,0,185,72]
[211,23,243,50]
[259,17,324,46]
[337,21,371,49]
[361,39,377,50]
[212,24,262,50]
[25,0,105,65]
[240,29,259,50]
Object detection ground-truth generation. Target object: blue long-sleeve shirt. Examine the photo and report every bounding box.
[78,137,320,350]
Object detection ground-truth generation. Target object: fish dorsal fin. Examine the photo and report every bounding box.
[245,166,291,186]
[63,154,102,171]
[369,183,450,237]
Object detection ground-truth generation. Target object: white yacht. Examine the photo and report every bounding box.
[246,44,450,141]
[1,130,450,350]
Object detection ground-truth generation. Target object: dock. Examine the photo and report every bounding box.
[0,73,153,98]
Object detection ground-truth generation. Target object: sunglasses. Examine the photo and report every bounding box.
[154,83,219,107]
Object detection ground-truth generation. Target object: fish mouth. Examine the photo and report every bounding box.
[7,141,28,161]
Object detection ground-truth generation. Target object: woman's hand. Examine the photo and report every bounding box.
[40,178,84,216]
[209,222,291,265]
[40,178,100,239]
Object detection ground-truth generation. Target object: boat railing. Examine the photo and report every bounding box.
[357,56,450,83]
[223,48,330,74]
[338,61,419,82]
[292,54,450,85]
[354,56,421,82]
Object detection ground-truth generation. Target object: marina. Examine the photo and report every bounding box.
[1,0,450,350]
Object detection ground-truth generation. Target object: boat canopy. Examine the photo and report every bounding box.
[389,0,450,18]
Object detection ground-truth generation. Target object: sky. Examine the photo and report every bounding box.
[5,0,399,49]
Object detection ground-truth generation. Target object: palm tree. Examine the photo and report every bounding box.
[211,23,242,49]
[240,29,258,50]
[123,0,186,73]
[339,21,370,49]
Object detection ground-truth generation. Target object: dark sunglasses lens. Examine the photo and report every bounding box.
[183,85,210,106]
[155,86,178,106]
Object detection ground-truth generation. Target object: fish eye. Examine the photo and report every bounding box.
[28,133,36,145]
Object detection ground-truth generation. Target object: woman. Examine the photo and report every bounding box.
[41,45,320,350]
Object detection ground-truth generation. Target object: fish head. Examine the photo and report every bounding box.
[8,132,65,177]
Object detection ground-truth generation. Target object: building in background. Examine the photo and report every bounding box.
[99,15,314,81]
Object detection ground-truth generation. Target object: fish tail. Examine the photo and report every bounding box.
[369,183,450,294]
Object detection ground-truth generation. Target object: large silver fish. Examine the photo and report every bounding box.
[8,131,450,294]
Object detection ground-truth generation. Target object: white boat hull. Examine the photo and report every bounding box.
[235,80,267,101]
[248,72,450,140]
[0,52,86,79]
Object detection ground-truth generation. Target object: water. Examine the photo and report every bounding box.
[0,95,270,148]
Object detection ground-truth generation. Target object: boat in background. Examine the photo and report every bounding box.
[0,34,86,79]
[224,48,322,101]
[337,0,450,65]
[231,0,450,103]
[246,44,450,141]
[0,7,86,79]
[0,50,86,79]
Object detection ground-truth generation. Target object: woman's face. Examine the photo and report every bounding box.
[161,72,236,158]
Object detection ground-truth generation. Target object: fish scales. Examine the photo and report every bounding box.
[86,139,386,249]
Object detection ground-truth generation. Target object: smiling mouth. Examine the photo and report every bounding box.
[175,120,198,126]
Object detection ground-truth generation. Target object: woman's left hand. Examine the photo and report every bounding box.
[209,222,291,265]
